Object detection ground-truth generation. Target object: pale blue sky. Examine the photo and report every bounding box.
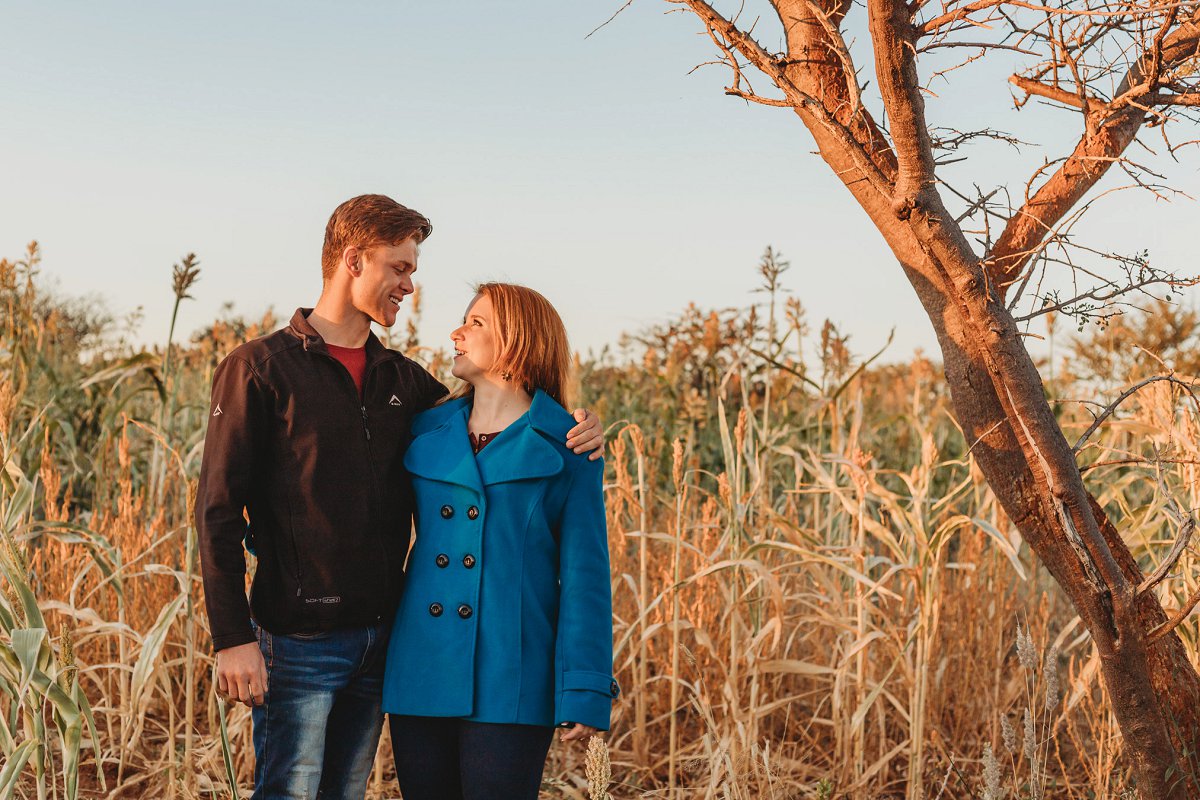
[3,2,1197,364]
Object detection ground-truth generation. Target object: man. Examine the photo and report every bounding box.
[196,194,603,799]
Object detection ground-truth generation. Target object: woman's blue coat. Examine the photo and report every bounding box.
[381,390,617,730]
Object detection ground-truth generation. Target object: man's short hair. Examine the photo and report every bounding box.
[321,194,433,280]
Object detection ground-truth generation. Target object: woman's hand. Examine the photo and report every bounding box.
[559,722,600,743]
[566,409,605,461]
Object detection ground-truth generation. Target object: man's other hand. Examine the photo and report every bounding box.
[566,408,605,461]
[216,641,268,707]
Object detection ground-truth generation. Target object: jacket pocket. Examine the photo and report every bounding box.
[286,505,305,599]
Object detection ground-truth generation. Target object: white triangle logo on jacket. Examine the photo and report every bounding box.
[389,395,403,407]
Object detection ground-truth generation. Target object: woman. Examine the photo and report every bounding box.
[382,283,618,800]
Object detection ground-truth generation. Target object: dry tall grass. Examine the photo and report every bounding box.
[3,243,1199,798]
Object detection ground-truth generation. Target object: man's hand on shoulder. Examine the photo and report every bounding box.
[216,640,268,707]
[567,408,605,461]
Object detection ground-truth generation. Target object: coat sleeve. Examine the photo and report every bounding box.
[553,455,618,730]
[195,354,271,652]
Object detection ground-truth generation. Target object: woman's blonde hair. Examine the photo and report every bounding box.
[450,282,571,408]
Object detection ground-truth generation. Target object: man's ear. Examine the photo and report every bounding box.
[342,245,362,277]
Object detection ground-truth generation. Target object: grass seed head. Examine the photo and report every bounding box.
[171,253,201,301]
[1016,623,1037,671]
[672,437,684,492]
[718,472,732,507]
[585,736,612,800]
[1023,707,1037,764]
[2,581,24,627]
[1001,714,1016,753]
[629,424,645,456]
[1044,644,1060,712]
[981,743,1004,800]
[57,623,77,692]
[2,527,27,574]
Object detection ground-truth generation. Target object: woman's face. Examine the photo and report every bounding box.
[450,293,499,383]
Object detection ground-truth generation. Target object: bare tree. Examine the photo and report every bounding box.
[639,0,1200,796]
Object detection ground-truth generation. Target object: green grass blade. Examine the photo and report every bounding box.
[0,738,40,797]
[217,695,240,800]
[128,594,185,715]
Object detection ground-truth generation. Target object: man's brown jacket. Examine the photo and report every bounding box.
[196,308,446,651]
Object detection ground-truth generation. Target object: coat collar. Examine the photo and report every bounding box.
[405,390,572,493]
[288,307,396,370]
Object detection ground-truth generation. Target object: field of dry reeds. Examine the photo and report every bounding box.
[4,242,1200,799]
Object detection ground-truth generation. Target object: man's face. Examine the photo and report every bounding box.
[349,238,419,328]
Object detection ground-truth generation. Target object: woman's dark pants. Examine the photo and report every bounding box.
[389,714,554,800]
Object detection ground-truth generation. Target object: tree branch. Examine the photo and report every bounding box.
[920,41,1041,55]
[866,0,939,218]
[1138,520,1195,596]
[987,7,1200,294]
[1009,74,1096,110]
[920,0,1188,36]
[1016,272,1199,323]
[1149,91,1200,106]
[586,0,636,39]
[1073,374,1200,454]
[677,0,897,196]
[1149,576,1200,643]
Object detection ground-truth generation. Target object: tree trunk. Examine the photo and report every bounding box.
[676,0,1200,793]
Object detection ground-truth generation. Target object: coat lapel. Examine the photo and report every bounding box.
[476,391,569,485]
[475,418,563,485]
[403,398,484,497]
[407,390,571,488]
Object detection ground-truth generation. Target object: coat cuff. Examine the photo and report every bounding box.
[557,670,619,731]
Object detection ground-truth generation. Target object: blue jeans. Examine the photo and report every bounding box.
[251,620,388,800]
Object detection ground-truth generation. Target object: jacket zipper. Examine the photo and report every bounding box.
[293,529,304,597]
[359,362,387,601]
[312,346,397,607]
